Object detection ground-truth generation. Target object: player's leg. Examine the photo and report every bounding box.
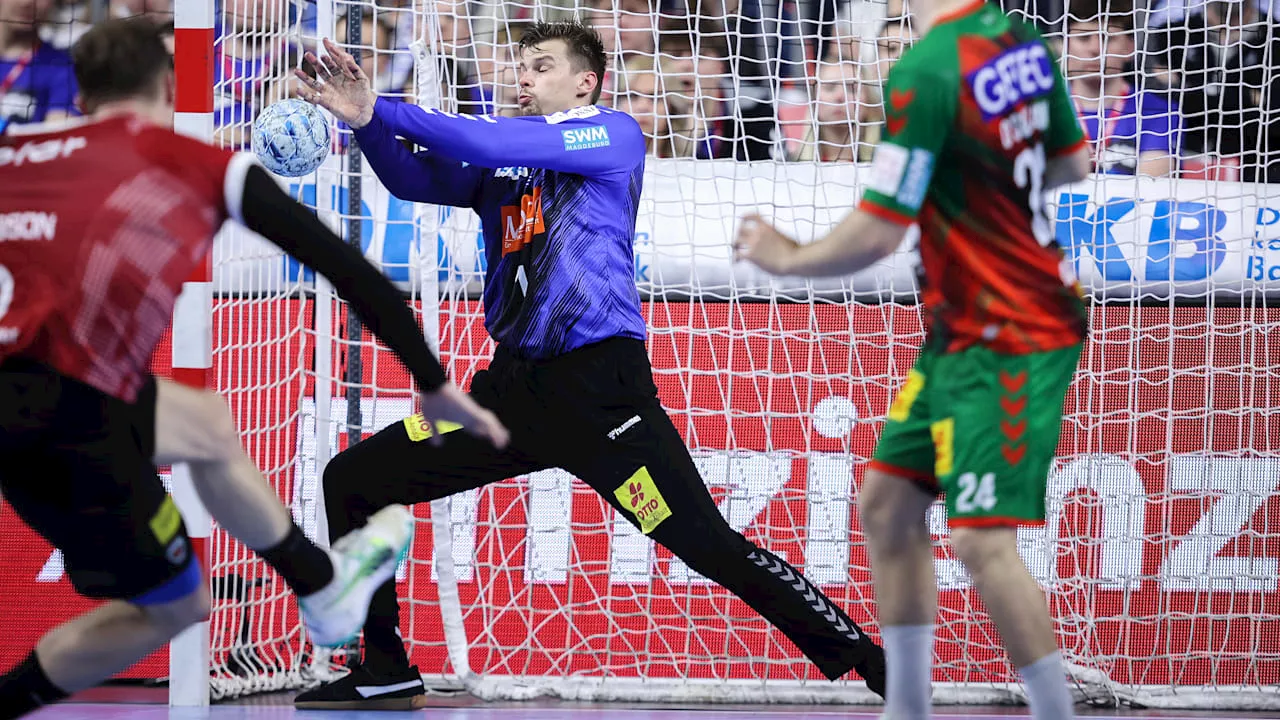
[298,367,547,709]
[148,377,413,647]
[859,470,938,719]
[584,406,887,691]
[859,353,945,719]
[935,343,1082,720]
[548,340,885,693]
[149,378,294,549]
[4,588,210,712]
[0,368,210,719]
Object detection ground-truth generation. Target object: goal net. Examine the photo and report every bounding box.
[196,0,1280,709]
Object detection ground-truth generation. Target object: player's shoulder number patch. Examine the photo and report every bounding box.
[866,143,911,198]
[867,143,934,212]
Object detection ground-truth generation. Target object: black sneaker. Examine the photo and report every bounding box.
[294,663,428,710]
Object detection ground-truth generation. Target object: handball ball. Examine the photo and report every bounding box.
[251,99,331,177]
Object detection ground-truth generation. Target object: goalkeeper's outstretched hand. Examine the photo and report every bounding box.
[419,383,511,450]
[294,37,376,129]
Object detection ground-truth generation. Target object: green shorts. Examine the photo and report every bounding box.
[870,342,1082,527]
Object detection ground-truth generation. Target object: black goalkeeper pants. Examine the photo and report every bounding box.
[323,338,882,682]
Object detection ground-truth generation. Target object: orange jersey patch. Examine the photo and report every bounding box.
[500,185,545,256]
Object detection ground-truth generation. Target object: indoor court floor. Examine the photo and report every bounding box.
[27,688,1280,719]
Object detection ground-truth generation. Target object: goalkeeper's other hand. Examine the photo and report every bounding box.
[294,37,376,129]
[419,383,511,450]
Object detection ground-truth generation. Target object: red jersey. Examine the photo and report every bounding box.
[0,115,243,402]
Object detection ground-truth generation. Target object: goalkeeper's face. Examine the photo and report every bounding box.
[517,40,596,116]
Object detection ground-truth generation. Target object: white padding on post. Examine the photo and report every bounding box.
[168,463,210,706]
[173,112,214,143]
[171,281,213,369]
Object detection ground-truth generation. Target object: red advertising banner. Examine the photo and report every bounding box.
[1,302,1276,688]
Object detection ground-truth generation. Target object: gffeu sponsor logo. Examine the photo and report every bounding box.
[966,41,1056,121]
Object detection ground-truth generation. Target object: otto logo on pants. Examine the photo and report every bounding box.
[615,467,671,534]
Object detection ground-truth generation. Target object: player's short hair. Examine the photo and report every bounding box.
[72,17,173,110]
[519,20,608,104]
[1067,0,1134,32]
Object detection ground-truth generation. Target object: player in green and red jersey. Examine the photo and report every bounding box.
[736,0,1092,717]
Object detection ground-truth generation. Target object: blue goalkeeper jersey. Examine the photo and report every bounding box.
[354,98,647,360]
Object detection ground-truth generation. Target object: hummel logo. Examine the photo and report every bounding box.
[356,679,423,698]
[889,87,915,111]
[608,415,641,440]
[886,88,915,135]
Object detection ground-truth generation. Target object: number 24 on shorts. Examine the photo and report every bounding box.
[929,416,998,514]
[955,472,997,514]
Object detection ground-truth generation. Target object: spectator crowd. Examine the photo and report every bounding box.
[2,0,1278,181]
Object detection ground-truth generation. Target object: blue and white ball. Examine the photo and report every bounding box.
[251,99,331,177]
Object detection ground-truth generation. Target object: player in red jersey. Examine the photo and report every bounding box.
[737,0,1092,717]
[0,17,507,719]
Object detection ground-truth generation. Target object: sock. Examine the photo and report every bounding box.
[0,650,69,720]
[882,624,933,719]
[358,581,414,677]
[362,627,413,677]
[1020,651,1075,720]
[257,523,335,597]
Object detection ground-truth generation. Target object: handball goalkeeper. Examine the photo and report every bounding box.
[293,20,886,710]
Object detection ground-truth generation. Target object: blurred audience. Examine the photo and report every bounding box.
[213,0,298,149]
[1146,0,1278,30]
[787,11,912,164]
[337,8,403,94]
[586,0,655,61]
[1064,10,1180,176]
[992,0,1065,33]
[858,14,913,130]
[1145,0,1280,182]
[433,0,471,57]
[867,14,913,87]
[657,32,726,159]
[617,54,671,156]
[16,0,1268,180]
[0,0,77,126]
[786,60,877,162]
[46,0,172,49]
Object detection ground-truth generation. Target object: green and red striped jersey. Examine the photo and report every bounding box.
[859,0,1089,355]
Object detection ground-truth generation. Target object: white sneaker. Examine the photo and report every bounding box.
[298,504,415,647]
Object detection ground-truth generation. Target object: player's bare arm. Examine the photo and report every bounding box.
[733,210,906,277]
